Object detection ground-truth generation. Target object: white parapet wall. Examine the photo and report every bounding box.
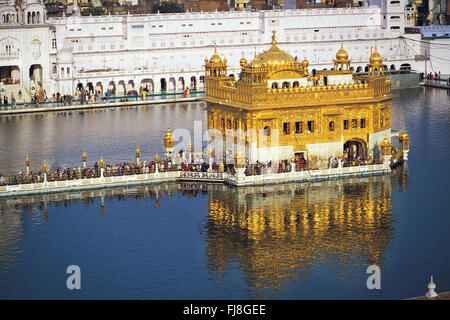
[0,171,180,197]
[0,162,391,197]
[226,162,391,187]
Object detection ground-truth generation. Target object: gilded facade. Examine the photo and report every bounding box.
[205,31,393,164]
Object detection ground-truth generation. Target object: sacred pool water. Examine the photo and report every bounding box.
[0,87,449,299]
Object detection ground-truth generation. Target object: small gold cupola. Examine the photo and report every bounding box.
[240,52,248,68]
[334,41,351,72]
[163,126,174,150]
[209,44,222,64]
[368,44,385,76]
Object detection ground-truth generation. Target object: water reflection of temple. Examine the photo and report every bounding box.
[205,175,395,298]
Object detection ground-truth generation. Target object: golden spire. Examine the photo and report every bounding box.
[336,42,349,60]
[271,30,277,47]
[154,152,159,163]
[302,56,309,68]
[25,154,30,167]
[240,51,248,67]
[399,127,409,140]
[136,146,140,158]
[209,44,222,64]
[100,155,104,168]
[164,125,174,149]
[82,151,87,162]
[43,160,47,172]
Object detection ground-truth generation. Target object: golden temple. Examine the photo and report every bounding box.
[205,31,394,165]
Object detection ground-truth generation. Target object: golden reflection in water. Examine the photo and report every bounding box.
[205,175,394,298]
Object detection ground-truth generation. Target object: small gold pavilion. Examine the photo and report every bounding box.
[205,31,393,163]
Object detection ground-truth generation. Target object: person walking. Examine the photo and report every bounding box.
[11,93,15,109]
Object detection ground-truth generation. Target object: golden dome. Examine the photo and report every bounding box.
[164,126,172,139]
[251,30,295,67]
[381,137,391,146]
[164,125,174,149]
[136,146,140,158]
[370,47,383,65]
[239,52,248,67]
[209,44,222,64]
[336,44,349,60]
[82,151,87,162]
[302,57,309,68]
[99,156,104,168]
[399,128,409,140]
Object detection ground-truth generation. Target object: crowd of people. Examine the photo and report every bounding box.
[0,150,384,187]
[0,85,198,110]
[0,160,178,186]
[419,71,450,86]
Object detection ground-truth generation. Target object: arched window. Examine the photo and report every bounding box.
[263,126,270,136]
[329,121,335,131]
[271,82,278,89]
[293,81,299,88]
[282,82,290,88]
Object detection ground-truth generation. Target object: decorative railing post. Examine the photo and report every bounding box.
[83,151,87,169]
[43,160,48,184]
[26,154,30,175]
[379,137,392,165]
[398,128,410,161]
[99,155,104,178]
[155,152,159,174]
[136,146,140,164]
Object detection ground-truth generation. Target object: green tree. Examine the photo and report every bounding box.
[81,7,106,16]
[151,1,184,14]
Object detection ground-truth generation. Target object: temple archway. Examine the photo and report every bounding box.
[169,77,176,91]
[160,78,167,92]
[190,76,197,90]
[140,78,154,92]
[117,80,126,95]
[344,139,367,162]
[95,82,103,94]
[86,82,94,93]
[29,64,42,87]
[0,66,20,84]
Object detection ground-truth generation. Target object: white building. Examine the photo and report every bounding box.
[1,0,425,99]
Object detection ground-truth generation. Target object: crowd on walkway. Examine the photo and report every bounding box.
[0,86,201,110]
[0,160,178,186]
[0,150,384,187]
[419,71,450,86]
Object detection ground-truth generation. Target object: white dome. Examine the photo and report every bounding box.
[57,47,73,64]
